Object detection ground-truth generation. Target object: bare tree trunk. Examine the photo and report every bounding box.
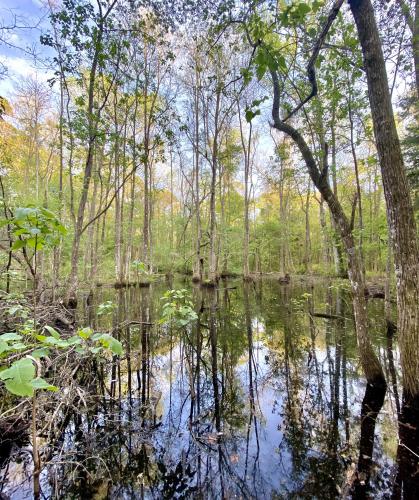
[397,0,419,96]
[208,88,221,284]
[125,76,139,281]
[67,26,103,305]
[304,180,311,274]
[86,167,98,284]
[415,0,419,96]
[350,0,419,486]
[348,92,365,278]
[319,195,330,270]
[238,99,252,280]
[330,115,347,278]
[142,86,151,272]
[192,71,203,282]
[53,75,64,298]
[169,149,174,273]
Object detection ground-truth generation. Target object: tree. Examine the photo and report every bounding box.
[349,0,419,489]
[239,0,386,387]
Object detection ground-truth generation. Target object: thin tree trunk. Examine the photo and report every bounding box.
[66,12,109,305]
[238,99,252,280]
[208,88,221,284]
[330,114,347,278]
[348,92,365,278]
[193,67,203,282]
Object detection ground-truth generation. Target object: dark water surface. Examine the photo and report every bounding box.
[1,278,400,499]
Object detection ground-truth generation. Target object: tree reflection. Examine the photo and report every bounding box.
[1,279,402,499]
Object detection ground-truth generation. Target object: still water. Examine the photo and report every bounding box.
[1,277,400,498]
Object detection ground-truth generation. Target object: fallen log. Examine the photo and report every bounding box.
[311,312,344,320]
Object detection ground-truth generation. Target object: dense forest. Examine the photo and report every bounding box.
[0,0,418,498]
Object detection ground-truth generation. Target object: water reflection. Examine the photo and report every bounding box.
[1,278,401,498]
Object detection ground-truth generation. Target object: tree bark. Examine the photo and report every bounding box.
[350,0,419,401]
[66,8,110,304]
[330,115,347,278]
[238,99,252,279]
[208,87,221,284]
[192,64,203,282]
[350,0,419,485]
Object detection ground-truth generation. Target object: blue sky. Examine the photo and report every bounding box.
[0,0,54,97]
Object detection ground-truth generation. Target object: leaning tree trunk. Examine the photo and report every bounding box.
[270,71,385,387]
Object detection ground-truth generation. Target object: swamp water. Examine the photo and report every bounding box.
[1,278,400,499]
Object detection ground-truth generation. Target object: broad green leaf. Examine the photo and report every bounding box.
[0,358,35,397]
[11,240,25,250]
[0,339,8,355]
[0,332,22,341]
[92,333,123,356]
[32,347,50,359]
[9,342,27,350]
[30,377,58,392]
[43,336,70,348]
[67,335,83,345]
[78,327,93,339]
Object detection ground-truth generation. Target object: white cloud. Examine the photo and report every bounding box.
[3,55,35,77]
[0,55,54,96]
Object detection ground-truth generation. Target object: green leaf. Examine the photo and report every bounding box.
[240,67,252,86]
[43,336,70,348]
[44,325,61,339]
[67,335,83,345]
[256,63,266,81]
[30,377,58,392]
[0,339,8,355]
[78,327,93,339]
[13,228,29,236]
[31,347,50,359]
[92,333,123,356]
[11,240,25,250]
[245,108,261,123]
[9,342,27,350]
[297,3,311,17]
[0,358,35,397]
[277,55,286,72]
[0,332,22,341]
[26,238,44,250]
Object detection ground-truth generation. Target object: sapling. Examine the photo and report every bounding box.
[0,324,123,498]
